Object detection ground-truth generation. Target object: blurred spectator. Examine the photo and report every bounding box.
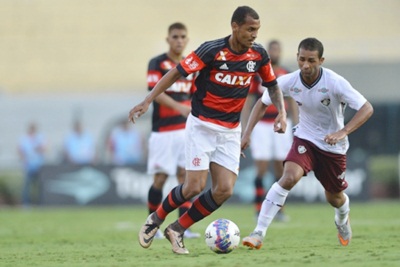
[107,119,144,166]
[63,120,96,165]
[18,122,46,206]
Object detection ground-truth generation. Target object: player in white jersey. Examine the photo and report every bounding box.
[241,37,373,249]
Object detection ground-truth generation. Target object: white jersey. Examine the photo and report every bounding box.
[261,67,367,155]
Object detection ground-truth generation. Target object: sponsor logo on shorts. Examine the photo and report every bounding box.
[192,157,201,167]
[337,172,346,185]
[153,164,162,171]
[298,145,307,154]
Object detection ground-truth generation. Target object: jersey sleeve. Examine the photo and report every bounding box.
[188,72,198,94]
[276,74,291,97]
[259,61,277,88]
[177,50,207,77]
[256,48,277,88]
[249,75,262,94]
[261,71,293,106]
[147,58,162,91]
[336,77,367,110]
[261,91,273,106]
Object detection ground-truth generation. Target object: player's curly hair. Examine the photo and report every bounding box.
[231,6,259,25]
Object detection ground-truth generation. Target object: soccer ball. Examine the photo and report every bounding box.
[205,218,240,254]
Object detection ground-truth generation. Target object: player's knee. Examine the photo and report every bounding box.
[213,186,233,202]
[176,169,186,182]
[279,174,298,190]
[153,173,168,188]
[326,191,345,208]
[183,183,203,198]
[152,180,166,189]
[190,186,203,197]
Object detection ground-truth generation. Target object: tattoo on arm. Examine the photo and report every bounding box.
[268,84,284,112]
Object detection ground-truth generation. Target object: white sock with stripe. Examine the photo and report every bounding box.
[255,182,289,236]
[335,193,350,225]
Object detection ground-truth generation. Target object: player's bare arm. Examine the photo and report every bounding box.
[155,93,191,118]
[129,68,183,123]
[240,94,257,132]
[286,96,299,125]
[241,98,269,151]
[267,84,287,133]
[324,101,374,145]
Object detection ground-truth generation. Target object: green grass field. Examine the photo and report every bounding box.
[1,201,399,267]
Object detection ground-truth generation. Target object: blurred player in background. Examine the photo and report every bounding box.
[241,37,373,249]
[63,120,96,165]
[18,122,46,206]
[107,119,144,166]
[144,22,200,239]
[129,6,286,254]
[242,40,298,221]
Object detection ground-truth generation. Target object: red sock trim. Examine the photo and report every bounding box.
[178,213,194,229]
[148,202,160,213]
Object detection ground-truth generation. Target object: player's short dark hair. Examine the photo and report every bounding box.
[231,6,259,25]
[298,38,324,58]
[168,22,187,34]
[267,39,281,49]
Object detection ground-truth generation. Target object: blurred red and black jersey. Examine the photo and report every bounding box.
[249,66,290,122]
[176,36,277,129]
[147,53,196,132]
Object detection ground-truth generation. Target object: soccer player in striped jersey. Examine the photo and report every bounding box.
[129,6,287,254]
[241,37,374,249]
[145,22,199,239]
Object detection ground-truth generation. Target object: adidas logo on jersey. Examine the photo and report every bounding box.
[219,63,229,70]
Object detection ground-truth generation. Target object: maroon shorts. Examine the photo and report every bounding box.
[285,137,348,193]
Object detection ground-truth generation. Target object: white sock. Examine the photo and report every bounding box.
[255,182,289,236]
[335,193,350,225]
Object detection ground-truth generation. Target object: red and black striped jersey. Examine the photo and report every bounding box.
[147,53,195,132]
[176,36,277,129]
[249,66,290,122]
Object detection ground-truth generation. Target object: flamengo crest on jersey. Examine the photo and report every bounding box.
[177,36,277,129]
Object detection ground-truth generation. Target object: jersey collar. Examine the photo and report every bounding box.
[300,67,323,89]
